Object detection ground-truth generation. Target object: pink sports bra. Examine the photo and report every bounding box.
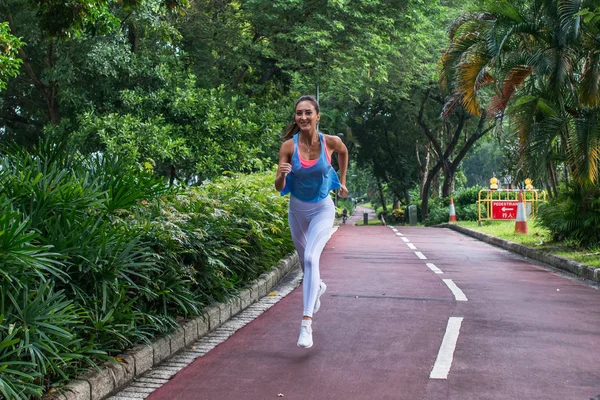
[299,139,331,167]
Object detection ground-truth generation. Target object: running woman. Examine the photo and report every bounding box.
[274,95,348,348]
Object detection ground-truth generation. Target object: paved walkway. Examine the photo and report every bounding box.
[110,208,600,400]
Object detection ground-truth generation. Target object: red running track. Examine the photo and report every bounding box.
[147,220,600,400]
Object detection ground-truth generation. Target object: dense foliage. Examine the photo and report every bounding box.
[0,143,293,398]
[2,0,600,394]
[441,0,600,245]
[537,185,600,247]
[0,22,22,91]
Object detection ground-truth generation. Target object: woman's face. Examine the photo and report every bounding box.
[295,100,320,133]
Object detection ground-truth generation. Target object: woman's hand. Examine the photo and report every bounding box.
[278,162,292,177]
[338,184,348,198]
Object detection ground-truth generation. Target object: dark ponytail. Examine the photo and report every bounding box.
[281,95,320,141]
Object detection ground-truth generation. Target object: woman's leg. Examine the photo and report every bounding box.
[288,196,335,318]
[300,198,335,318]
[288,202,309,272]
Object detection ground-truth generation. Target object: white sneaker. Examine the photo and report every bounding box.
[313,280,327,314]
[297,320,313,348]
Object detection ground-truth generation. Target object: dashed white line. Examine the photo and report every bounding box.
[395,232,404,236]
[415,251,427,260]
[407,243,417,250]
[401,237,410,243]
[442,279,468,301]
[430,317,464,379]
[426,263,444,274]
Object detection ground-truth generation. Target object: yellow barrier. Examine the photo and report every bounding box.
[477,189,547,222]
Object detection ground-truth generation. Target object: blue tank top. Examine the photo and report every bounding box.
[280,133,341,202]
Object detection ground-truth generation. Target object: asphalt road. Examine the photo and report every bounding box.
[145,211,600,400]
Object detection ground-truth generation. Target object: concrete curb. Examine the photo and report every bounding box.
[46,252,300,400]
[439,224,599,283]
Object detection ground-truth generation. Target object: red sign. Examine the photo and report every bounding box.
[492,201,518,220]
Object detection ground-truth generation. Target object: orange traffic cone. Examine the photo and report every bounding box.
[449,198,457,223]
[515,191,528,234]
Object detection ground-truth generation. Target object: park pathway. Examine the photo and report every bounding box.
[111,209,600,400]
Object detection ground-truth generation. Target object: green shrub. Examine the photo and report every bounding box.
[336,198,356,217]
[537,185,600,247]
[0,142,294,398]
[390,208,405,223]
[423,206,448,226]
[457,203,478,221]
[453,185,485,207]
[422,186,483,226]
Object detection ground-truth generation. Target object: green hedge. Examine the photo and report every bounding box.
[422,185,485,226]
[537,185,600,247]
[0,143,293,398]
[335,198,356,218]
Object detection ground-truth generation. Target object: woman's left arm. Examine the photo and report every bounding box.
[328,135,349,197]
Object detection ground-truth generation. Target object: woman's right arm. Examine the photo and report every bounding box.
[275,140,293,191]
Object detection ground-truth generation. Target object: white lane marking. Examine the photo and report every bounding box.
[401,237,410,243]
[415,251,427,259]
[426,263,444,274]
[443,279,468,301]
[388,226,395,229]
[392,228,398,232]
[407,243,417,250]
[395,232,404,236]
[430,317,464,379]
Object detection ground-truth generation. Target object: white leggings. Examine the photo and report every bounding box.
[288,195,335,317]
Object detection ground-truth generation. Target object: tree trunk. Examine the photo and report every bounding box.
[376,177,387,214]
[392,194,399,210]
[417,141,431,203]
[432,171,441,197]
[127,23,139,53]
[420,163,442,220]
[169,165,177,187]
[441,161,454,197]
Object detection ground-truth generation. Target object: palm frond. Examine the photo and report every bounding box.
[489,65,533,114]
[440,33,485,90]
[557,0,584,39]
[484,0,525,23]
[457,53,492,115]
[497,22,542,60]
[441,92,463,120]
[448,12,495,40]
[579,50,600,108]
[569,112,600,185]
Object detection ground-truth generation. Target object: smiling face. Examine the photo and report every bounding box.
[295,100,320,134]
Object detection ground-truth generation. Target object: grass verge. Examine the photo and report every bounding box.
[456,220,600,268]
[355,219,386,226]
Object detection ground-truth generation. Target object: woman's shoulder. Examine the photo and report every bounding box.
[322,133,342,146]
[280,138,295,153]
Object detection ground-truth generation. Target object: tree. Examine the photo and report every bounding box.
[0,22,22,91]
[440,0,600,193]
[0,0,188,145]
[417,87,496,219]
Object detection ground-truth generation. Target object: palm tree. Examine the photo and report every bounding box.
[440,0,600,193]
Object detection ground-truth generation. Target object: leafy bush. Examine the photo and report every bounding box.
[423,205,450,226]
[423,186,483,226]
[390,208,405,223]
[336,198,356,218]
[537,185,600,247]
[457,203,479,221]
[0,142,293,398]
[453,185,485,207]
